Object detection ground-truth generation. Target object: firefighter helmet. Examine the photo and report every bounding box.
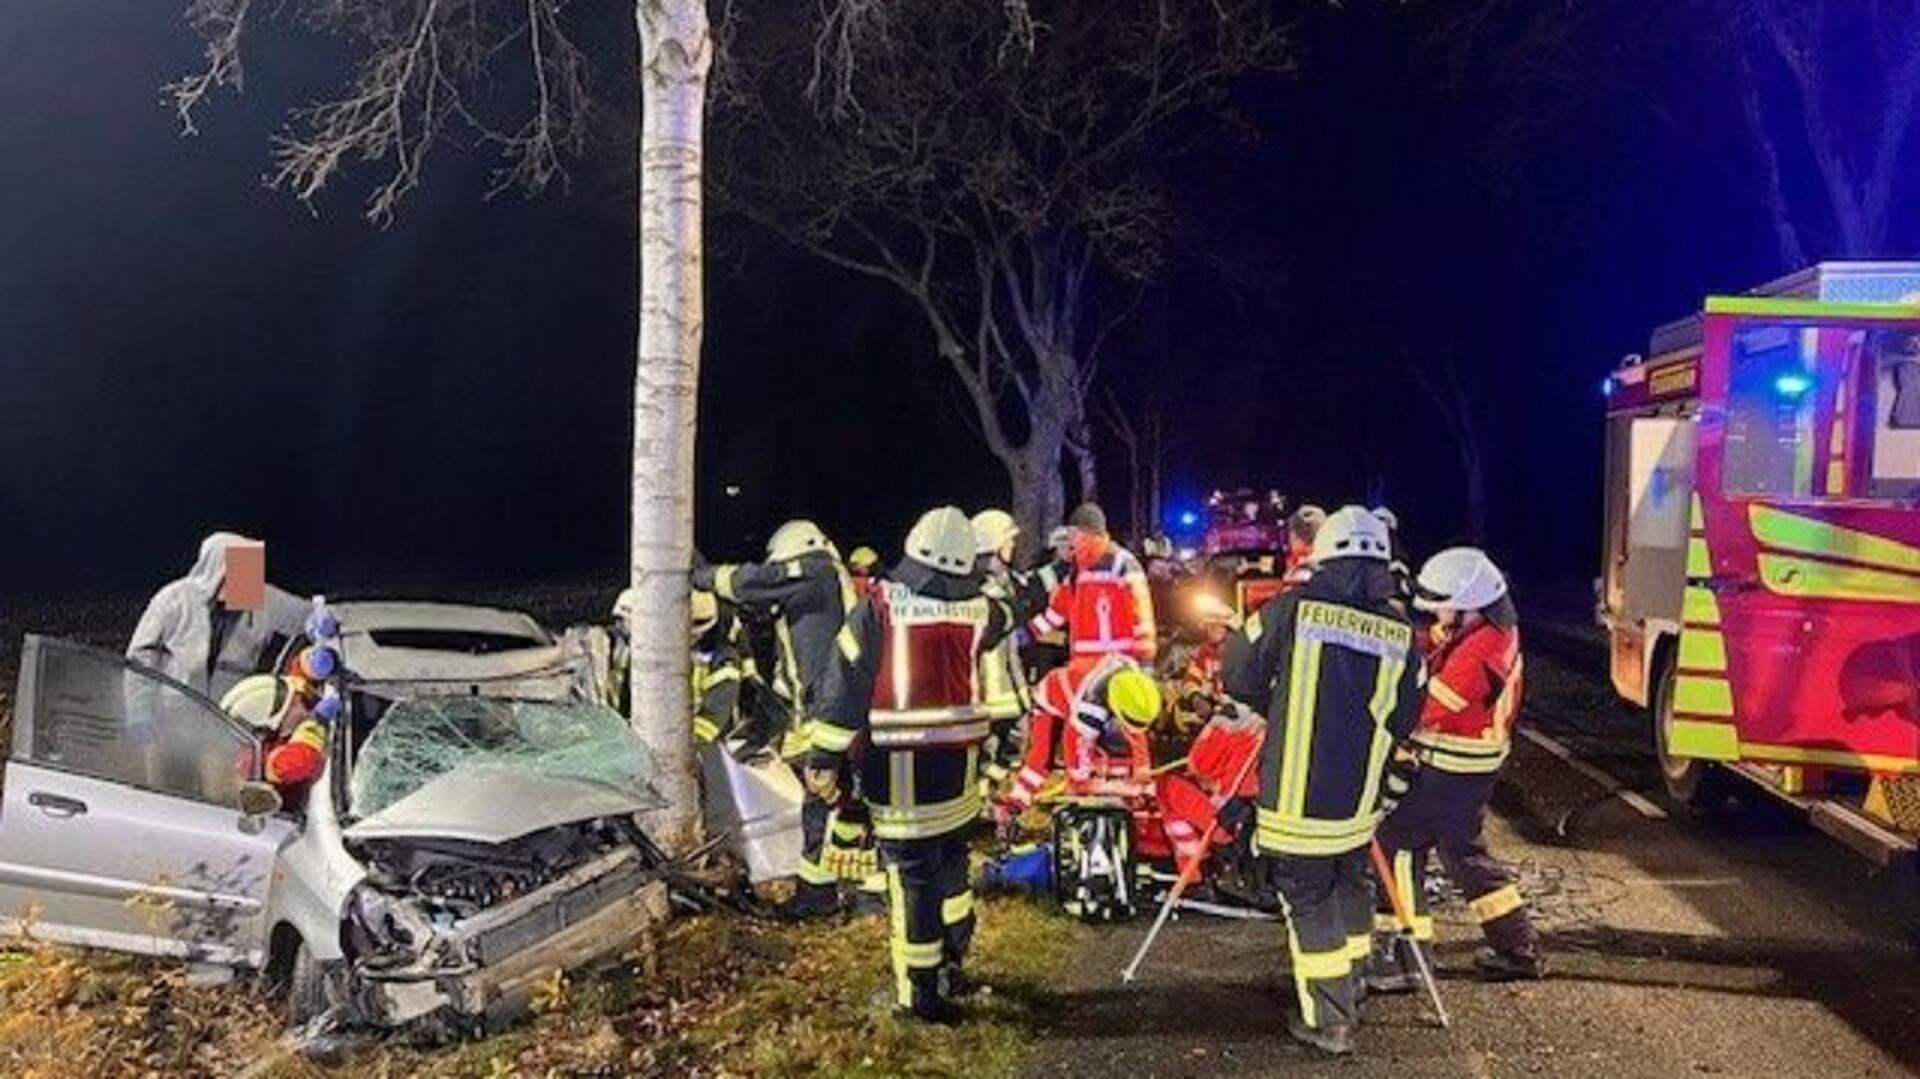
[1414,547,1508,613]
[1311,505,1392,563]
[1370,506,1400,532]
[905,506,978,576]
[767,519,835,562]
[847,546,881,573]
[971,509,1020,558]
[690,590,719,638]
[221,674,295,732]
[1106,668,1163,728]
[611,587,640,621]
[1289,504,1328,545]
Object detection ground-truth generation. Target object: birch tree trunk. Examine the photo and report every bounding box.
[631,0,710,854]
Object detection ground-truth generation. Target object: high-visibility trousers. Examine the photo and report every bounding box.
[1374,769,1537,958]
[877,831,975,1012]
[1264,848,1373,1030]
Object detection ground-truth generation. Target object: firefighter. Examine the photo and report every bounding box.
[1159,592,1238,736]
[694,519,865,918]
[809,506,1017,1023]
[848,546,884,597]
[1016,525,1075,679]
[1369,506,1415,615]
[1370,547,1544,987]
[1028,502,1157,672]
[1222,506,1423,1057]
[972,509,1031,788]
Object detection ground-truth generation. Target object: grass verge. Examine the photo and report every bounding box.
[0,896,1077,1079]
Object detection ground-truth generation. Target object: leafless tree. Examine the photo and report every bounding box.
[1423,0,1920,268]
[1405,346,1488,544]
[715,0,1290,550]
[1100,387,1167,546]
[170,0,714,851]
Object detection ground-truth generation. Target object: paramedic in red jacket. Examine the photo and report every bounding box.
[1028,503,1157,671]
[1370,547,1544,988]
[1156,701,1264,873]
[1001,654,1161,814]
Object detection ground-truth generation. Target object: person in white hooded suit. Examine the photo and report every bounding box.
[128,532,309,700]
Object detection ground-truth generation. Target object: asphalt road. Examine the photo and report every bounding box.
[1022,622,1920,1079]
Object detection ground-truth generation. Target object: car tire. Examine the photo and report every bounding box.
[287,941,331,1027]
[1654,662,1733,811]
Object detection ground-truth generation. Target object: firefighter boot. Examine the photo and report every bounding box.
[778,881,841,922]
[1287,1015,1355,1057]
[1475,946,1546,981]
[1363,932,1420,995]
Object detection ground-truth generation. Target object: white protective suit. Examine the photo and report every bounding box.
[127,532,309,701]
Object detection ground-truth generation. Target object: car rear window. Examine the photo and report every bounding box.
[365,629,546,654]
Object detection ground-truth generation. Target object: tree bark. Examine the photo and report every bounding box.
[1009,425,1067,563]
[631,0,710,854]
[1067,416,1100,509]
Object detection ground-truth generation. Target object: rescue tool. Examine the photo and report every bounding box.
[1119,735,1263,984]
[1369,839,1450,1029]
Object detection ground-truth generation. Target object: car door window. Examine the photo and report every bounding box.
[25,641,258,806]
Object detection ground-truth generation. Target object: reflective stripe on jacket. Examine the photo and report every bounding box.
[1223,561,1422,857]
[1412,622,1522,775]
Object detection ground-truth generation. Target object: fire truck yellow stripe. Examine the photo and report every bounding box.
[1750,506,1920,574]
[1677,628,1727,672]
[1674,675,1733,717]
[1681,586,1721,626]
[1686,537,1712,579]
[1740,742,1920,776]
[1756,555,1920,606]
[1668,719,1739,761]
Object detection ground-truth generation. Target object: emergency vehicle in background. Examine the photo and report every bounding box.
[1599,262,1920,868]
[1199,488,1293,618]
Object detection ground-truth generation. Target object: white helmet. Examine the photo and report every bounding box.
[221,674,295,732]
[971,509,1019,558]
[1370,506,1399,532]
[1190,592,1240,628]
[1310,505,1392,564]
[611,587,641,621]
[905,506,978,576]
[767,519,835,562]
[1414,547,1508,613]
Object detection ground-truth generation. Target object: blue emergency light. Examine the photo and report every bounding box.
[1773,372,1814,398]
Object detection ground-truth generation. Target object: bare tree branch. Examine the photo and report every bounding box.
[166,0,255,136]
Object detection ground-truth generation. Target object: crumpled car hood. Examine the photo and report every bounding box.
[342,765,654,844]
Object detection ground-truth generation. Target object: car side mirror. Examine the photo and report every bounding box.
[237,781,283,818]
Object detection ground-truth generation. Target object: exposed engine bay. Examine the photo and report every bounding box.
[344,817,657,987]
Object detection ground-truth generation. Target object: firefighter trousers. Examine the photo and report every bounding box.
[1373,770,1538,958]
[1264,848,1374,1030]
[877,832,975,1013]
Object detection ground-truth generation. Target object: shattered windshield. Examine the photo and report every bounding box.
[348,696,661,819]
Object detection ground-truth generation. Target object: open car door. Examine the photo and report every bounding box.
[0,636,296,965]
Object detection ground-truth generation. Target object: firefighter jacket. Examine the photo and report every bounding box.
[812,561,1016,841]
[1222,559,1423,857]
[1412,621,1523,775]
[693,550,855,724]
[1029,542,1157,664]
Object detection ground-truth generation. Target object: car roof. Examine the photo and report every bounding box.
[328,601,571,689]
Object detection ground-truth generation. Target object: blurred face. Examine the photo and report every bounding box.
[219,542,266,611]
[1204,622,1229,645]
[1070,529,1108,567]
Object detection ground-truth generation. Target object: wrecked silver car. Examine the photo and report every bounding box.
[0,602,671,1038]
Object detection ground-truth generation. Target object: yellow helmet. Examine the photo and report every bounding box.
[848,546,881,572]
[690,590,719,638]
[1106,668,1163,728]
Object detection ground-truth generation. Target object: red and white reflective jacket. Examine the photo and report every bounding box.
[1029,542,1157,663]
[1414,621,1524,775]
[1007,655,1152,806]
[1186,706,1264,799]
[812,580,1006,753]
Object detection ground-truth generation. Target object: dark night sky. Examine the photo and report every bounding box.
[0,2,1828,601]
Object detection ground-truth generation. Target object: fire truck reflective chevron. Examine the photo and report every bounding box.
[1750,505,1920,574]
[1671,495,1740,761]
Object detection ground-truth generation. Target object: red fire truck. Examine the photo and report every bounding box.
[1600,263,1920,866]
